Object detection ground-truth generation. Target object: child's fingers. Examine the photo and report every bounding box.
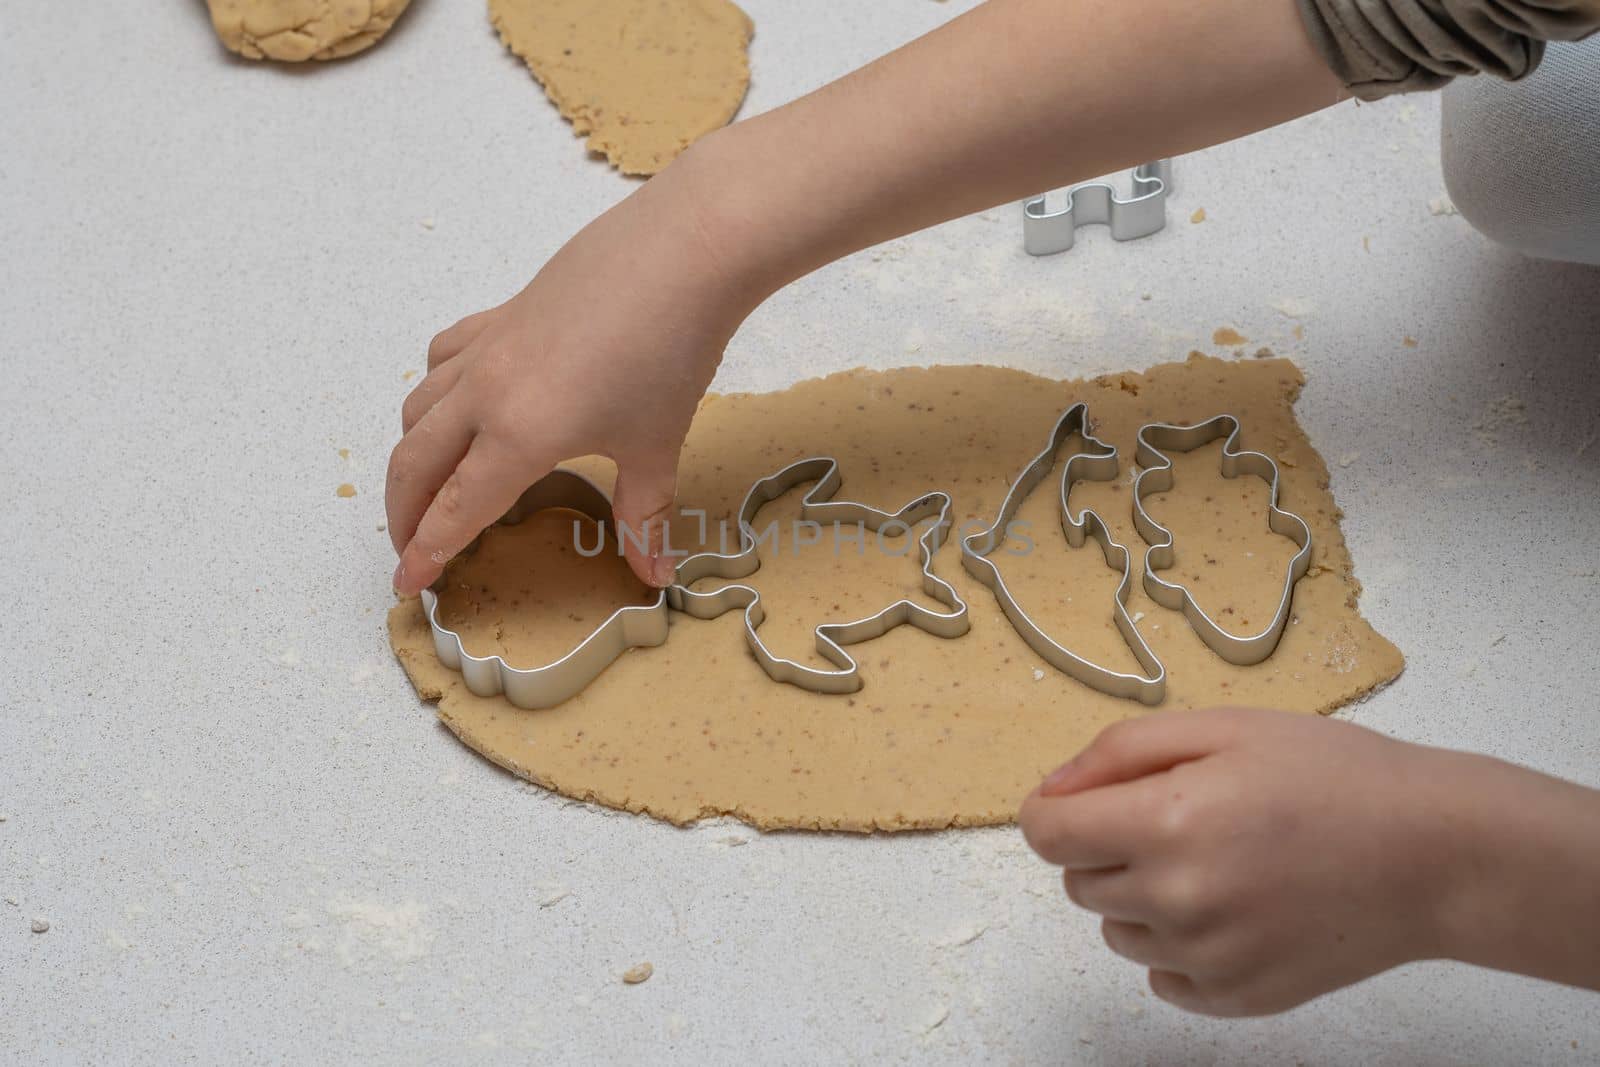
[1101,920,1180,970]
[1039,710,1240,797]
[1063,868,1149,922]
[384,396,475,561]
[427,308,499,370]
[401,357,466,434]
[1018,784,1145,869]
[610,449,682,587]
[1148,969,1206,1012]
[396,437,546,596]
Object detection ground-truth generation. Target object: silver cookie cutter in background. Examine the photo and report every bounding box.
[420,470,670,710]
[1132,416,1313,665]
[670,457,970,695]
[961,403,1166,705]
[422,462,972,707]
[1023,159,1174,256]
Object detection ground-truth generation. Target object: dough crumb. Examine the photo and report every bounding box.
[622,961,654,984]
[1337,453,1360,468]
[1190,207,1207,224]
[31,918,49,934]
[1402,336,1418,348]
[1428,196,1458,217]
[1253,347,1276,359]
[337,483,357,498]
[420,218,436,231]
[402,370,418,381]
[1031,668,1045,681]
[376,523,387,532]
[0,812,8,822]
[1212,327,1248,346]
[337,447,350,460]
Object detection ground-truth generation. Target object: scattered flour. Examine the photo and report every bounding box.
[536,885,572,908]
[325,893,434,967]
[1269,297,1316,319]
[933,921,988,948]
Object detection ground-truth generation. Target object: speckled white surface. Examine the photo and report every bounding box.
[3,1,1598,1063]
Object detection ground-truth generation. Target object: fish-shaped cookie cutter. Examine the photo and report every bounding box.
[668,457,970,695]
[421,462,971,707]
[1023,160,1174,256]
[1132,416,1313,665]
[960,403,1166,705]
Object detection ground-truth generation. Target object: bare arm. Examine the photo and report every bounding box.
[690,0,1341,299]
[387,0,1342,594]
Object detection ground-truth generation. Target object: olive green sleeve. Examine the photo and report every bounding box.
[1295,0,1600,99]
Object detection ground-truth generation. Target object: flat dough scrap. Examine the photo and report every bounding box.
[388,356,1405,832]
[206,0,412,62]
[489,0,754,176]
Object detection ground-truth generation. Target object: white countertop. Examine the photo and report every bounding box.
[3,1,1598,1062]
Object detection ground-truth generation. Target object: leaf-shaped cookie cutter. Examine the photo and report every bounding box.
[668,458,971,694]
[1023,159,1174,256]
[420,470,670,709]
[960,404,1166,705]
[1132,416,1313,665]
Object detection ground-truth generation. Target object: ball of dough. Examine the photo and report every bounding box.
[205,0,413,62]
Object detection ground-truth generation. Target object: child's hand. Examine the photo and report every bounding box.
[1019,708,1474,1016]
[385,154,763,594]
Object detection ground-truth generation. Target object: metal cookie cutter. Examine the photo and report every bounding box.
[961,404,1166,705]
[420,470,670,709]
[669,458,970,695]
[1132,416,1313,665]
[1023,159,1174,256]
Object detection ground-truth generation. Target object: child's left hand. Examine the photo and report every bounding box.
[1018,708,1471,1016]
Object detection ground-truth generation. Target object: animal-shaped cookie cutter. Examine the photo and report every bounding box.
[668,457,970,694]
[1132,416,1313,665]
[1023,159,1174,256]
[421,462,971,707]
[420,470,670,709]
[961,404,1166,705]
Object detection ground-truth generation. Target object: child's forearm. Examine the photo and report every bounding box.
[671,0,1343,302]
[1441,753,1600,990]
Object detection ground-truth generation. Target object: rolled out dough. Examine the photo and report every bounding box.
[388,356,1405,832]
[205,0,412,62]
[489,0,754,176]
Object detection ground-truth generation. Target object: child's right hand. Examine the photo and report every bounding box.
[385,149,762,594]
[385,0,1346,598]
